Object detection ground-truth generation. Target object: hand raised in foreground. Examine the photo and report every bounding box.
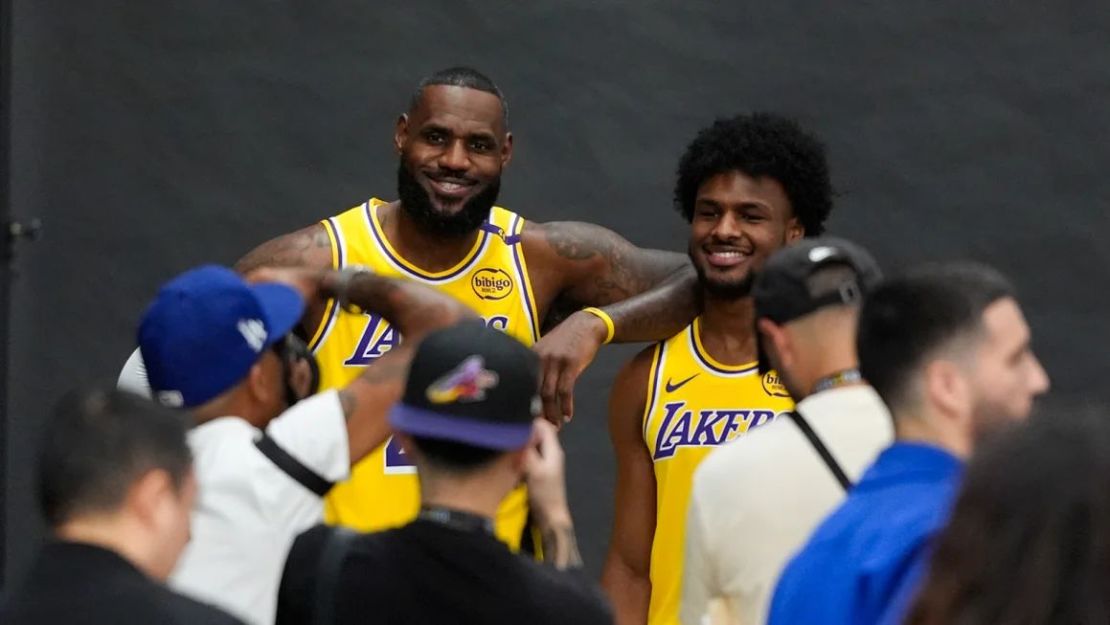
[524,419,582,570]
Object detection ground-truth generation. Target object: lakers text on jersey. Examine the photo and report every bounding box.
[309,198,541,548]
[643,317,794,625]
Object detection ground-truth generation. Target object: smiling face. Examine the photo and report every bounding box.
[688,170,803,299]
[394,85,512,236]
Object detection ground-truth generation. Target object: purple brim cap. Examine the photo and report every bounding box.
[389,403,534,451]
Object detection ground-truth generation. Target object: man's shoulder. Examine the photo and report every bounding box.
[798,385,892,428]
[516,561,613,624]
[2,575,245,625]
[155,588,246,625]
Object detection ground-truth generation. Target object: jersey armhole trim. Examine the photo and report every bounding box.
[508,213,541,343]
[308,217,344,352]
[642,342,666,440]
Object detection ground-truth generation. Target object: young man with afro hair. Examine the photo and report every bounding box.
[601,113,833,625]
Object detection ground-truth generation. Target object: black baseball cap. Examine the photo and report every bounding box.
[754,237,882,372]
[389,320,540,451]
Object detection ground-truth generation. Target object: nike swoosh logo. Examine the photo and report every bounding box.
[665,374,700,393]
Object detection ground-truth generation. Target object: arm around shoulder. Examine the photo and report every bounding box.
[528,220,697,423]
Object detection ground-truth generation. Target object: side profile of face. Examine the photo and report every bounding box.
[965,297,1051,439]
[247,349,291,426]
[395,85,512,236]
[688,170,802,299]
[757,320,804,398]
[147,469,197,581]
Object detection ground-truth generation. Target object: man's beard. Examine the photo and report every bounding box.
[689,247,756,299]
[396,162,500,237]
[970,393,1027,445]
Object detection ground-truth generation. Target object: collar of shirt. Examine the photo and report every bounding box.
[795,384,890,418]
[37,540,148,583]
[855,441,963,492]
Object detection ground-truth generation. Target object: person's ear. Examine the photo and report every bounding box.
[394,114,410,154]
[501,132,513,167]
[757,318,792,371]
[785,216,804,243]
[923,359,972,423]
[247,353,282,407]
[128,468,176,528]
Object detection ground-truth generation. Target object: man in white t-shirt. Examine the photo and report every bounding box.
[134,264,470,625]
[680,238,893,625]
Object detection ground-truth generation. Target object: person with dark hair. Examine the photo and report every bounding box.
[768,261,1051,625]
[135,264,471,625]
[602,113,833,625]
[276,322,612,625]
[672,113,833,237]
[680,238,892,625]
[120,64,701,546]
[904,406,1110,625]
[409,66,509,126]
[0,389,243,625]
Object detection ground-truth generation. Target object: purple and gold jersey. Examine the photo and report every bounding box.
[643,318,794,625]
[310,198,539,548]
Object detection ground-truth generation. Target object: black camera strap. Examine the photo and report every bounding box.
[786,409,853,491]
[254,433,334,498]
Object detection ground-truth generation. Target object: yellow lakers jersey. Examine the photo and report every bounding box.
[643,318,794,625]
[310,198,540,548]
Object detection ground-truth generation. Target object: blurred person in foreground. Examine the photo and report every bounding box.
[768,261,1051,625]
[681,237,892,625]
[277,322,612,625]
[0,390,243,625]
[137,265,470,625]
[904,404,1110,625]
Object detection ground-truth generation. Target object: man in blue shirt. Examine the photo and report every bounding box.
[767,262,1050,625]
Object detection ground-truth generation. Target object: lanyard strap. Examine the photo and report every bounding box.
[811,368,862,395]
[418,506,495,536]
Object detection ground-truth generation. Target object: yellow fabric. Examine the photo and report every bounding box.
[643,318,794,625]
[311,198,540,548]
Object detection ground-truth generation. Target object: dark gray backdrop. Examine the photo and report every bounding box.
[6,0,1110,584]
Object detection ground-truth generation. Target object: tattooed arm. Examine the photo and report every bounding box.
[525,419,584,570]
[250,266,475,464]
[526,220,695,338]
[235,223,334,273]
[235,223,335,337]
[115,224,337,398]
[525,221,698,423]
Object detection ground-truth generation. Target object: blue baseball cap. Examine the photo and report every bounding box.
[138,265,305,408]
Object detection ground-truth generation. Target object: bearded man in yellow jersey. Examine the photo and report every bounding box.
[601,113,834,625]
[233,67,697,547]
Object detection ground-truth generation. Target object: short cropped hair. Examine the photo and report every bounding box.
[407,436,502,474]
[673,112,832,235]
[38,389,193,526]
[858,262,1015,412]
[410,66,508,127]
